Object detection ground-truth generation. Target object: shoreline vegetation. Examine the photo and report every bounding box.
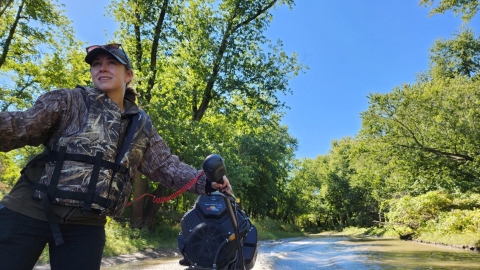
[34,217,479,269]
[321,227,480,252]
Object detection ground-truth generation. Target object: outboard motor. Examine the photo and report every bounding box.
[177,154,258,270]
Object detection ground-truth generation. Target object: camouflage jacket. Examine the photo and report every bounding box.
[0,87,207,223]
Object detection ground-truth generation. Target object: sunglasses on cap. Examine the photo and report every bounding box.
[85,43,132,69]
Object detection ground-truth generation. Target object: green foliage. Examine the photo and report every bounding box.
[451,192,480,209]
[360,76,480,194]
[351,25,480,228]
[0,0,89,111]
[424,209,480,234]
[283,2,480,242]
[387,191,452,229]
[418,207,480,247]
[419,0,479,21]
[0,152,21,191]
[104,216,181,257]
[284,138,380,230]
[289,24,480,235]
[232,119,297,219]
[385,191,480,246]
[0,146,43,198]
[429,28,480,80]
[104,218,147,256]
[417,231,480,247]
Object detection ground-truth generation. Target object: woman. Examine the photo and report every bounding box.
[0,43,230,270]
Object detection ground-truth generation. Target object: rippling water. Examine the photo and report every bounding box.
[257,236,480,270]
[102,236,480,270]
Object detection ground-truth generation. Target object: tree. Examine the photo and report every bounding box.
[276,159,309,224]
[286,138,379,229]
[233,117,297,219]
[360,76,480,194]
[108,0,305,226]
[0,0,89,111]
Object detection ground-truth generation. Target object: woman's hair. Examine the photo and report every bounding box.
[125,86,139,102]
[125,67,139,102]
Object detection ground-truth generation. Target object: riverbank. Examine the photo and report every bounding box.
[318,227,480,253]
[101,247,180,268]
[414,239,480,252]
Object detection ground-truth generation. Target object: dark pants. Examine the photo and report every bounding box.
[0,204,106,270]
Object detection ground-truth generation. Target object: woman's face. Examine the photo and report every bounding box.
[90,53,133,94]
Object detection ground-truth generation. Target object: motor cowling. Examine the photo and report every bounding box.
[178,193,258,270]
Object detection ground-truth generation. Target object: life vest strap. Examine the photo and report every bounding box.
[33,184,114,210]
[82,151,104,215]
[41,194,64,246]
[47,146,67,200]
[40,151,128,174]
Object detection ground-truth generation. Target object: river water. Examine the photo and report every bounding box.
[102,236,480,269]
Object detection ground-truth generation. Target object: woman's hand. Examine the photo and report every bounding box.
[211,175,232,194]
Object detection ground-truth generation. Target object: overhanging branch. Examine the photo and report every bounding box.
[193,0,278,122]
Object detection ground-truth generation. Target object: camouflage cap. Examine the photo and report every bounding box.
[85,44,132,70]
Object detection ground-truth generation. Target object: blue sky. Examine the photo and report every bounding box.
[60,0,479,159]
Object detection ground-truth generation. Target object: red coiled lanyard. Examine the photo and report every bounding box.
[125,171,204,207]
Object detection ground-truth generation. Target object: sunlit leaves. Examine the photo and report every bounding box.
[429,28,480,80]
[360,76,480,193]
[0,0,87,111]
[419,0,479,21]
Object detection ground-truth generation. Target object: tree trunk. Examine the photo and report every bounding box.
[0,0,15,18]
[144,185,169,229]
[130,173,147,227]
[0,0,24,69]
[144,0,169,103]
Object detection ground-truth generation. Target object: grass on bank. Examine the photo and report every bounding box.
[103,210,187,257]
[253,217,305,240]
[323,226,399,237]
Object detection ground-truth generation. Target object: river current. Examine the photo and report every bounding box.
[102,235,480,269]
